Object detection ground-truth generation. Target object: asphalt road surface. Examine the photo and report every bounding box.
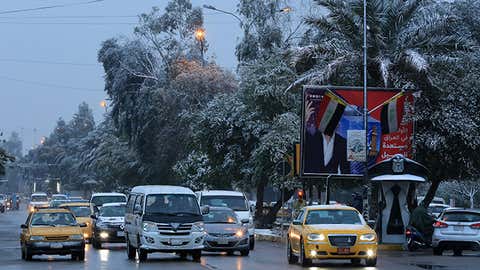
[1,207,479,270]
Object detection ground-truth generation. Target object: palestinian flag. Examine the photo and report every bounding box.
[381,93,405,134]
[315,91,346,136]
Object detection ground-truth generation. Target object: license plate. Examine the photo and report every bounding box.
[217,238,228,245]
[50,243,63,249]
[337,247,350,254]
[454,226,464,231]
[117,231,125,237]
[170,239,183,246]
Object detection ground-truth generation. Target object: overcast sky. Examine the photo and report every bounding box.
[0,0,318,153]
[0,0,246,153]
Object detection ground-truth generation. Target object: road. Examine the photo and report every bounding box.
[1,209,479,270]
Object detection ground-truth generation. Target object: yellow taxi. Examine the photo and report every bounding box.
[20,208,86,261]
[59,202,94,241]
[287,205,377,267]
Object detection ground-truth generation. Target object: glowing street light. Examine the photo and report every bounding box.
[100,100,107,112]
[195,28,206,66]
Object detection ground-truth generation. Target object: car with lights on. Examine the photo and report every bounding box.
[197,190,255,250]
[432,208,480,256]
[90,192,127,210]
[91,202,126,249]
[19,208,86,261]
[287,205,377,267]
[124,185,207,262]
[203,207,250,256]
[28,192,49,212]
[59,202,94,242]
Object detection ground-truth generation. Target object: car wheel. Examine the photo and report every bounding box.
[351,258,361,265]
[191,250,201,262]
[127,237,136,260]
[407,238,417,251]
[240,249,249,256]
[178,252,188,259]
[249,237,255,250]
[453,249,462,256]
[433,247,443,256]
[24,248,32,261]
[287,240,298,264]
[71,253,78,261]
[365,257,377,267]
[299,239,312,267]
[78,250,85,261]
[138,248,148,262]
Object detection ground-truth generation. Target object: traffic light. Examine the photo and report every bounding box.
[297,189,304,204]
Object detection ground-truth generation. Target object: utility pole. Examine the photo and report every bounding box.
[363,0,370,219]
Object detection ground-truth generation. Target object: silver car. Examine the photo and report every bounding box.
[203,207,250,256]
[432,208,480,256]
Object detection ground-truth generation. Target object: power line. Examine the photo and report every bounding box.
[0,0,105,15]
[0,75,103,92]
[0,58,98,67]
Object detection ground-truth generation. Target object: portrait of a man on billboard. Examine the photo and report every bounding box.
[301,86,415,177]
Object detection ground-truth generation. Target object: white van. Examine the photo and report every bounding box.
[124,185,206,262]
[29,192,49,212]
[196,190,255,250]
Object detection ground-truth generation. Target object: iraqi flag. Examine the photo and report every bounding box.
[315,91,346,136]
[381,93,405,134]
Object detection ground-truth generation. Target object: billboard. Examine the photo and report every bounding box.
[301,86,415,177]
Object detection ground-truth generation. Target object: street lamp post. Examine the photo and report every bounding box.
[195,28,206,66]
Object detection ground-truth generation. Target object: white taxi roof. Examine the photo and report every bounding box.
[32,192,47,196]
[303,204,358,211]
[102,202,127,207]
[130,185,195,195]
[199,190,244,197]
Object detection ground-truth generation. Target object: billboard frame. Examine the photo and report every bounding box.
[300,85,417,179]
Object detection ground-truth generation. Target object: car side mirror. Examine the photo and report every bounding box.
[241,218,250,224]
[20,224,28,229]
[90,215,97,219]
[201,206,210,215]
[292,220,302,226]
[79,223,87,228]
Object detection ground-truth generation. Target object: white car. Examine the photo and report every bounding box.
[90,192,127,209]
[196,190,255,250]
[428,203,450,218]
[28,192,49,212]
[432,208,480,256]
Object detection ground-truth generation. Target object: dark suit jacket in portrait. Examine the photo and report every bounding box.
[304,131,350,174]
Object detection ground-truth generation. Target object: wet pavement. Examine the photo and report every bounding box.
[1,208,479,270]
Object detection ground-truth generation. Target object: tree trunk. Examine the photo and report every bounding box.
[422,178,441,207]
[470,196,474,209]
[255,182,265,226]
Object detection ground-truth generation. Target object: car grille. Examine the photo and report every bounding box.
[157,223,192,236]
[328,235,357,247]
[207,241,237,247]
[46,236,69,241]
[209,232,236,237]
[160,241,190,246]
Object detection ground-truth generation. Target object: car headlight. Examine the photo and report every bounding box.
[192,221,205,232]
[70,234,83,240]
[307,233,325,241]
[359,233,376,241]
[29,235,45,241]
[235,229,246,238]
[143,221,157,232]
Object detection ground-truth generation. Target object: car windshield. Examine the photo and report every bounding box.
[145,194,200,215]
[200,196,248,211]
[203,209,238,224]
[31,212,77,226]
[305,210,363,225]
[66,206,92,217]
[100,205,126,217]
[52,195,68,200]
[441,212,480,222]
[91,195,126,206]
[31,196,48,202]
[50,200,69,207]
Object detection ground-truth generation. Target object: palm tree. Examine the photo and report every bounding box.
[287,0,475,91]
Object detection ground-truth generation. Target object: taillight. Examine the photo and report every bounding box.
[433,221,448,228]
[470,223,480,229]
[405,229,412,235]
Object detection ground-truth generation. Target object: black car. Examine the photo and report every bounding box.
[91,202,126,249]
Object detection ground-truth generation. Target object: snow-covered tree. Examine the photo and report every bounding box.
[439,180,480,208]
[1,132,23,159]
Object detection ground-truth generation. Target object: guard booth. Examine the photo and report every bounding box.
[368,154,428,244]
